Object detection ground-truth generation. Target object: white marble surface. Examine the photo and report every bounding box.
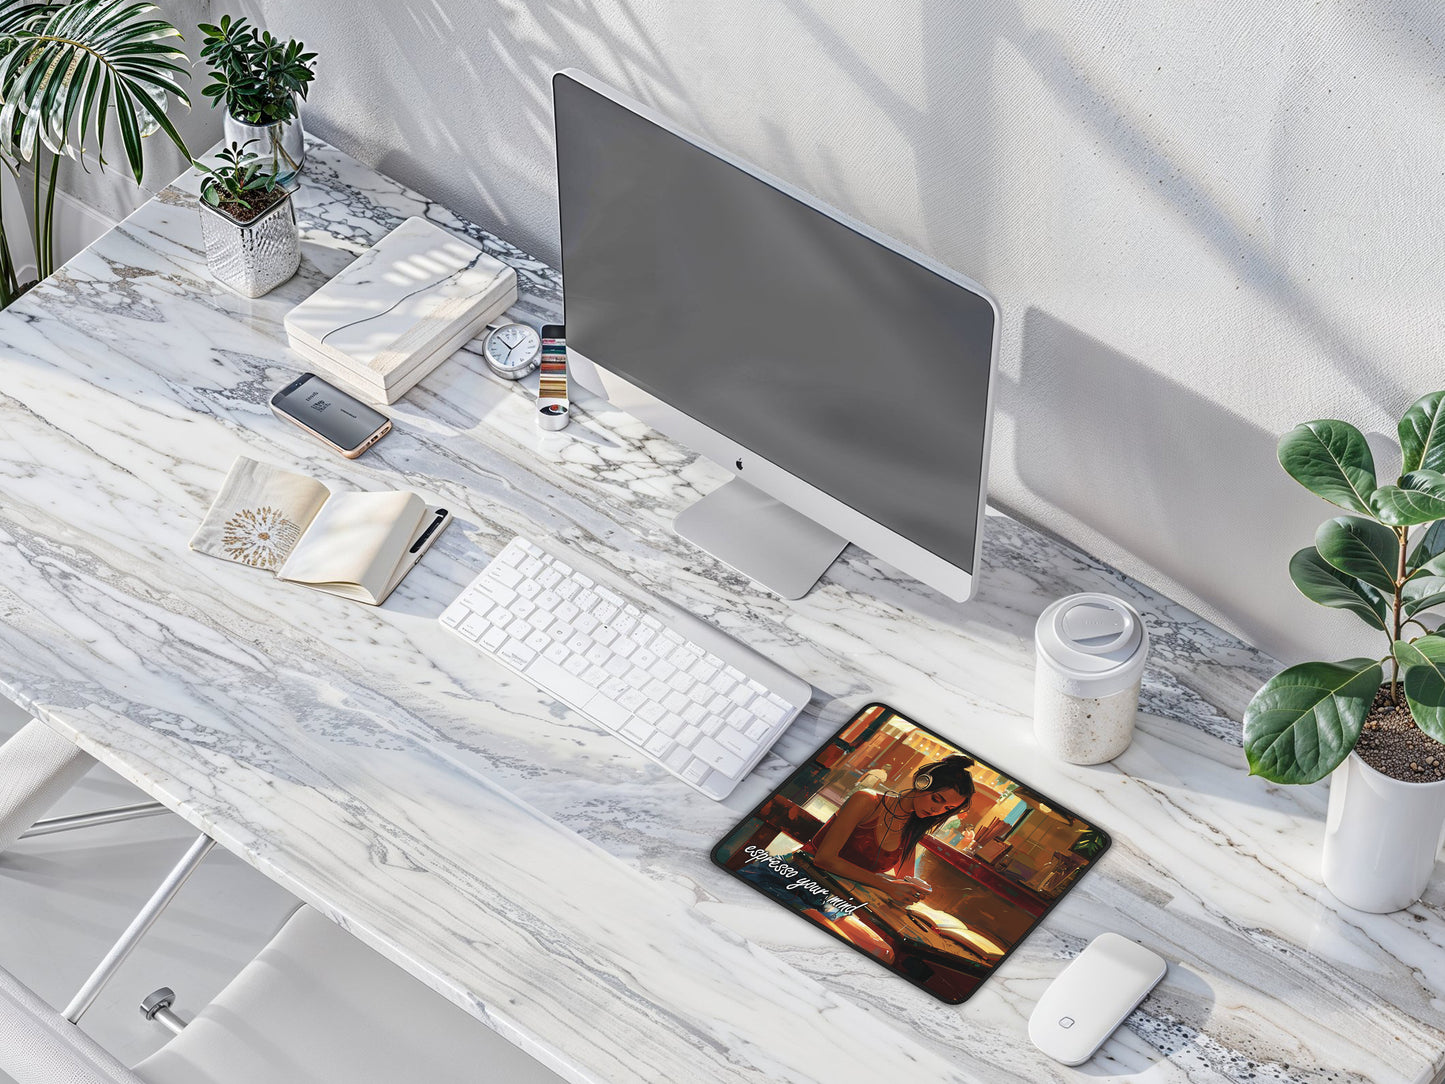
[0,136,1441,1084]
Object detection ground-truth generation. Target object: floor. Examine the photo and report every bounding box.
[0,697,301,1077]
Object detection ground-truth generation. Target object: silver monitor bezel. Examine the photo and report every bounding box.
[554,68,1001,602]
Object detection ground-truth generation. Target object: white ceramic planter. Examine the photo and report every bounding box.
[1322,751,1445,912]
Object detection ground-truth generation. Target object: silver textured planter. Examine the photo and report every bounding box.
[224,105,305,188]
[198,192,301,298]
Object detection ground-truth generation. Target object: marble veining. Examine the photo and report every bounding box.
[0,136,1440,1084]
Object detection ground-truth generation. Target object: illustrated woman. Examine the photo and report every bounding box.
[741,755,975,962]
[807,754,976,906]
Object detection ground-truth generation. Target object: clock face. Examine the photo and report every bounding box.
[483,323,542,377]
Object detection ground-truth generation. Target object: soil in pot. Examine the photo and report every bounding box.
[209,186,287,223]
[1355,687,1445,782]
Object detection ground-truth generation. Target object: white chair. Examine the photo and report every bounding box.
[133,903,568,1084]
[0,829,569,1084]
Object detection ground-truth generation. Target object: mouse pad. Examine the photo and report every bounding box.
[712,703,1111,1004]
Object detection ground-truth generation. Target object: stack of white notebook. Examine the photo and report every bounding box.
[285,217,518,403]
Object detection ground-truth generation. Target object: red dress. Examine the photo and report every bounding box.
[802,802,906,874]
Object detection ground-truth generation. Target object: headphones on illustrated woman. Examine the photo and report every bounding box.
[913,754,976,793]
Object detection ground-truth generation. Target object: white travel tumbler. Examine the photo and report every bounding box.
[1034,594,1150,765]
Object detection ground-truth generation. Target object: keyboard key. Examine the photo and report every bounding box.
[589,697,631,731]
[458,613,491,641]
[644,679,669,701]
[600,676,629,701]
[498,642,536,669]
[507,618,531,640]
[681,703,707,726]
[491,564,522,588]
[693,736,744,777]
[663,691,689,713]
[498,545,525,566]
[521,656,593,709]
[663,746,692,772]
[576,613,600,634]
[517,580,541,600]
[525,630,551,653]
[519,556,544,578]
[620,718,651,745]
[618,688,647,712]
[682,759,711,784]
[480,626,508,652]
[543,642,570,665]
[717,728,753,757]
[517,539,543,558]
[584,665,609,686]
[643,732,672,757]
[440,605,468,628]
[563,655,588,676]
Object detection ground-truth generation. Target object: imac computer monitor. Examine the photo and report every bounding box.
[553,70,1000,602]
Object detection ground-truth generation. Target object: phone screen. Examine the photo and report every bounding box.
[271,374,389,452]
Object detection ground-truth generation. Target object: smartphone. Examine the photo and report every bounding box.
[270,373,392,458]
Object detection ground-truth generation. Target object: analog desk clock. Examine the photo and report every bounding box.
[481,321,542,380]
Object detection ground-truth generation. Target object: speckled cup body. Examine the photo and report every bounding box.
[1033,670,1140,765]
[1323,751,1445,912]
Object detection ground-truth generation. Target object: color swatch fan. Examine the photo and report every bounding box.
[285,217,517,403]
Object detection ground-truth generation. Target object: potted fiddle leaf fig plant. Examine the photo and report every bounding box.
[198,14,316,187]
[195,140,300,297]
[1244,390,1445,912]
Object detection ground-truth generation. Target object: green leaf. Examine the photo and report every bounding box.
[1399,391,1445,476]
[1408,517,1445,571]
[1244,659,1383,783]
[1278,420,1378,516]
[1403,574,1445,618]
[1288,547,1388,628]
[1393,637,1445,743]
[1315,516,1400,593]
[1369,470,1445,526]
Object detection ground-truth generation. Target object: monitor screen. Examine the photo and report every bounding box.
[555,73,996,575]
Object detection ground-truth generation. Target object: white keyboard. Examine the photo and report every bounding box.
[441,536,811,799]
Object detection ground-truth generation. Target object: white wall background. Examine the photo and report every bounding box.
[148,0,1445,666]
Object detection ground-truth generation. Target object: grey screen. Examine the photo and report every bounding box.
[272,374,388,451]
[554,74,996,574]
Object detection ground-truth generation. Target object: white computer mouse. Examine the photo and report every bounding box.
[1027,933,1167,1066]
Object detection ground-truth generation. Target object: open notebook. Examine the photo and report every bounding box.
[190,457,450,605]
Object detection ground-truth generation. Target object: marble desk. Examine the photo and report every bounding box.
[0,137,1441,1084]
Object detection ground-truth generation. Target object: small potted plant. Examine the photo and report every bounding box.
[198,15,316,187]
[1244,390,1445,912]
[196,141,301,297]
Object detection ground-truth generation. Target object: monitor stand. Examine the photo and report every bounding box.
[674,477,847,600]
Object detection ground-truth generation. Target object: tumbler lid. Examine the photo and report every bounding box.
[1035,593,1149,697]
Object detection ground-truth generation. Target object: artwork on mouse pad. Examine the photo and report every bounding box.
[712,704,1111,1004]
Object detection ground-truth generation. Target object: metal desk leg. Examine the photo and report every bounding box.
[0,719,95,855]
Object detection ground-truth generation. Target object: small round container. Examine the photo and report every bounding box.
[1034,593,1149,765]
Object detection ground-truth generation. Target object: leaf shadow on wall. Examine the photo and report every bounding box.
[1010,306,1375,667]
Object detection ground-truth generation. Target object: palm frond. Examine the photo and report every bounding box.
[0,0,191,182]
